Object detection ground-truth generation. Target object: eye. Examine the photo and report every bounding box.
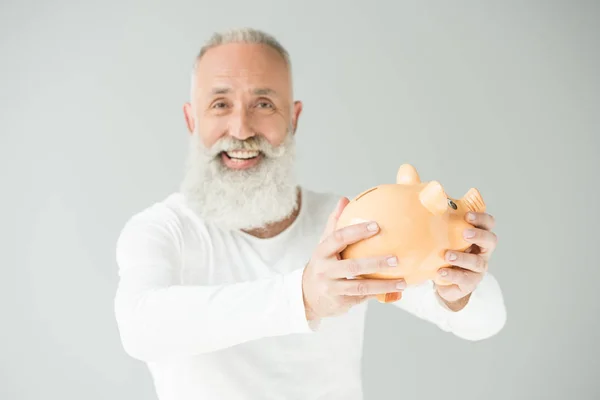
[212,101,227,109]
[447,198,457,210]
[256,101,274,109]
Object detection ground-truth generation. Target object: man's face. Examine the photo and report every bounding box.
[185,42,301,168]
[179,42,303,231]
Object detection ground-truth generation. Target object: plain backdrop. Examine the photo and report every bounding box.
[1,1,598,399]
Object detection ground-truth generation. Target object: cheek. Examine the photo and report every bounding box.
[198,119,227,148]
[255,117,289,146]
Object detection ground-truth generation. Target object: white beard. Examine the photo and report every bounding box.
[179,129,299,231]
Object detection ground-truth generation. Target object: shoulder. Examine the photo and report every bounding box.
[115,193,187,260]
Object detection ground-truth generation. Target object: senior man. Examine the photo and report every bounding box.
[114,27,506,400]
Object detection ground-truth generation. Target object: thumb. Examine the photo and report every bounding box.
[320,197,349,243]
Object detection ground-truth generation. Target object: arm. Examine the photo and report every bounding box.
[113,214,313,363]
[391,272,506,341]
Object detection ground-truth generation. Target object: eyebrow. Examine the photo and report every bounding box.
[210,87,278,96]
[253,88,277,96]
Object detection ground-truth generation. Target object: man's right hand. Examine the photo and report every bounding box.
[301,198,406,322]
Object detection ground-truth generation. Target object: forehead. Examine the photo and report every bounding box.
[194,43,291,95]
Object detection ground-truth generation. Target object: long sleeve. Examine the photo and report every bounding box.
[113,214,314,363]
[391,272,507,341]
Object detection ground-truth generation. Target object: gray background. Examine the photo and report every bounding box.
[1,1,598,399]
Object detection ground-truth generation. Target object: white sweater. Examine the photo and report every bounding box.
[114,187,506,400]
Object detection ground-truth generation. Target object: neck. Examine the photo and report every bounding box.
[241,187,302,239]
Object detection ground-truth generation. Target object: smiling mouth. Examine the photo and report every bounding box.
[219,150,264,169]
[221,150,262,161]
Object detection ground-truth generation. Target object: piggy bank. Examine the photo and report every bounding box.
[335,164,486,303]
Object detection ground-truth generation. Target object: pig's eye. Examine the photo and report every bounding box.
[447,199,458,210]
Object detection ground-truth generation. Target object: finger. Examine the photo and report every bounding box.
[324,255,399,279]
[383,292,402,302]
[466,211,495,231]
[435,284,466,303]
[437,266,482,291]
[445,250,488,273]
[320,198,345,242]
[465,244,490,258]
[342,293,378,307]
[463,227,498,254]
[332,278,406,296]
[315,221,380,259]
[319,197,350,243]
[334,197,350,218]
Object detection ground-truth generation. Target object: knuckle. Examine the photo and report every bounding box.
[491,232,499,245]
[346,260,361,276]
[481,230,492,241]
[476,256,487,272]
[356,282,368,296]
[332,229,345,245]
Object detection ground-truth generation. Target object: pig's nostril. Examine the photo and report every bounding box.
[447,199,457,210]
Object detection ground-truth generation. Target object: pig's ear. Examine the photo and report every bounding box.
[396,164,421,184]
[461,188,486,213]
[419,181,447,216]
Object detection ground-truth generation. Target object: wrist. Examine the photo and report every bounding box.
[437,291,472,312]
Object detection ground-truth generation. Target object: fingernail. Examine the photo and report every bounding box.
[466,212,476,222]
[387,256,397,266]
[367,222,378,231]
[464,229,475,238]
[438,269,448,276]
[396,281,406,289]
[446,252,457,261]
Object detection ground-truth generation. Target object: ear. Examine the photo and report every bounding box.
[396,164,421,184]
[183,102,195,135]
[291,100,303,134]
[461,187,486,213]
[419,181,448,216]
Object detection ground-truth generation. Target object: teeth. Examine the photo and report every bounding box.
[226,150,260,159]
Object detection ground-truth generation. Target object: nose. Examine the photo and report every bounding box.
[228,107,255,141]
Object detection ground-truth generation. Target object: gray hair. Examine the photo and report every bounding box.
[190,27,292,93]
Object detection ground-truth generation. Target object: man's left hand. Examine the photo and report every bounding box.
[435,211,498,311]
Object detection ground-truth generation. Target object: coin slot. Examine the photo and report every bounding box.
[355,187,378,201]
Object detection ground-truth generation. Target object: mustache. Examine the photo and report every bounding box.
[206,134,289,158]
[210,136,262,154]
